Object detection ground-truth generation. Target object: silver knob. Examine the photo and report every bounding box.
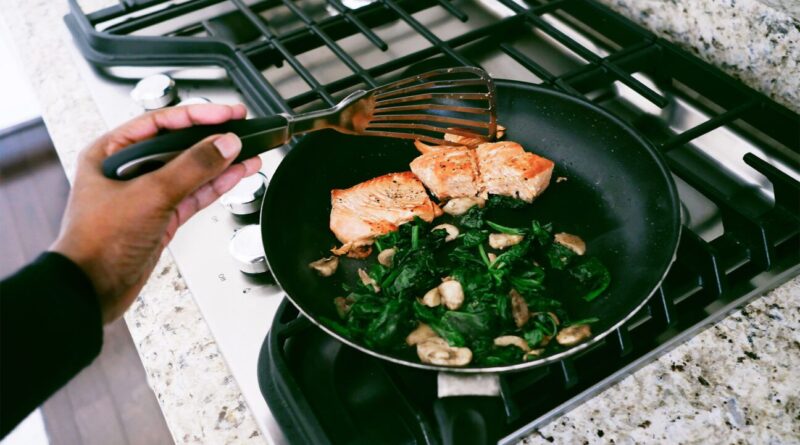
[229,225,268,274]
[220,172,267,215]
[178,97,211,106]
[131,74,177,110]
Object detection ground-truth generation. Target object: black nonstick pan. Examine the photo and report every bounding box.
[260,79,681,443]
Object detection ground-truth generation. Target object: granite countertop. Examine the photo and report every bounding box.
[2,0,797,444]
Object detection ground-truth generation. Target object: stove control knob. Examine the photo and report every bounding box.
[131,74,177,110]
[229,225,268,275]
[220,172,267,216]
[178,97,211,106]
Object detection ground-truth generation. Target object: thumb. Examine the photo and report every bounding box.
[147,132,241,205]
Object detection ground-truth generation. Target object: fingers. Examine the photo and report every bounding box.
[172,156,262,226]
[149,132,243,206]
[104,103,247,155]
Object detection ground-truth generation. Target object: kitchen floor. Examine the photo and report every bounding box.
[0,26,173,445]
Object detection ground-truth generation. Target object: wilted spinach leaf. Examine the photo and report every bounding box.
[365,299,412,349]
[487,220,527,236]
[461,229,488,247]
[544,242,577,270]
[569,257,611,301]
[458,205,486,229]
[487,195,528,209]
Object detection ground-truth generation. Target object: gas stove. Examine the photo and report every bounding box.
[64,0,799,443]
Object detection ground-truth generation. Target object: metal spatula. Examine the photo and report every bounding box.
[104,67,497,179]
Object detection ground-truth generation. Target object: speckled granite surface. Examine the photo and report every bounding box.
[1,0,797,444]
[597,0,800,114]
[521,277,800,444]
[757,0,800,20]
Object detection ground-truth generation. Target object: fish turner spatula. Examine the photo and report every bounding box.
[104,67,497,179]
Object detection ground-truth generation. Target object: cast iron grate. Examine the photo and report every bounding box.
[66,0,799,443]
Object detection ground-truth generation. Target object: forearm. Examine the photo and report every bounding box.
[0,252,103,437]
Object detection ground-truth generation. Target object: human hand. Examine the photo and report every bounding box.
[51,104,262,323]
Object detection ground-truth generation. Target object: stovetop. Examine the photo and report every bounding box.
[64,0,799,443]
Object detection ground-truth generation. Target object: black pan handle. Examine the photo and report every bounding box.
[433,396,506,445]
[102,115,289,180]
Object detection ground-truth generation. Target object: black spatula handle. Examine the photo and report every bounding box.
[102,115,289,180]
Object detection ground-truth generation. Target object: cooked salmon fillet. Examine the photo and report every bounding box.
[410,147,482,201]
[330,172,443,256]
[475,141,554,202]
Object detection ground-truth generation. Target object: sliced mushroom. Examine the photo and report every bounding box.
[420,287,442,307]
[432,224,459,242]
[357,268,380,293]
[554,232,586,255]
[556,324,592,346]
[438,280,464,310]
[487,252,497,265]
[417,337,472,366]
[333,296,354,318]
[331,240,372,259]
[489,233,524,250]
[377,248,396,267]
[309,256,339,277]
[496,124,506,139]
[523,349,545,360]
[406,323,438,346]
[442,197,486,216]
[509,289,530,328]
[493,335,530,352]
[540,335,552,347]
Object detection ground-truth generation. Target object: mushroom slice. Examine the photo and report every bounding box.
[554,232,586,255]
[377,248,396,267]
[556,324,592,346]
[309,256,339,277]
[438,280,464,310]
[406,323,438,346]
[357,268,380,293]
[493,335,530,352]
[509,289,530,328]
[432,224,460,242]
[333,296,354,318]
[487,252,497,265]
[489,233,524,250]
[442,197,486,216]
[420,287,442,307]
[417,338,473,366]
[523,349,545,360]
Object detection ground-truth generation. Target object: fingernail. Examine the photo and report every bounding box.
[214,133,241,159]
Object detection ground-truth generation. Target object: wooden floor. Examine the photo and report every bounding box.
[0,119,174,445]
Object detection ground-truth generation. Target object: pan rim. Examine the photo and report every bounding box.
[260,79,682,374]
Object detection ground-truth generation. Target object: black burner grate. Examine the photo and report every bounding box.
[66,0,799,443]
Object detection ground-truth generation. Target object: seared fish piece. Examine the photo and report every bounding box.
[410,147,482,201]
[330,172,443,257]
[475,141,554,202]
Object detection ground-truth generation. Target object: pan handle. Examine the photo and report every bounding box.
[102,115,289,180]
[434,373,506,445]
[433,396,506,445]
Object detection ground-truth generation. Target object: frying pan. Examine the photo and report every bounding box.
[260,80,680,443]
